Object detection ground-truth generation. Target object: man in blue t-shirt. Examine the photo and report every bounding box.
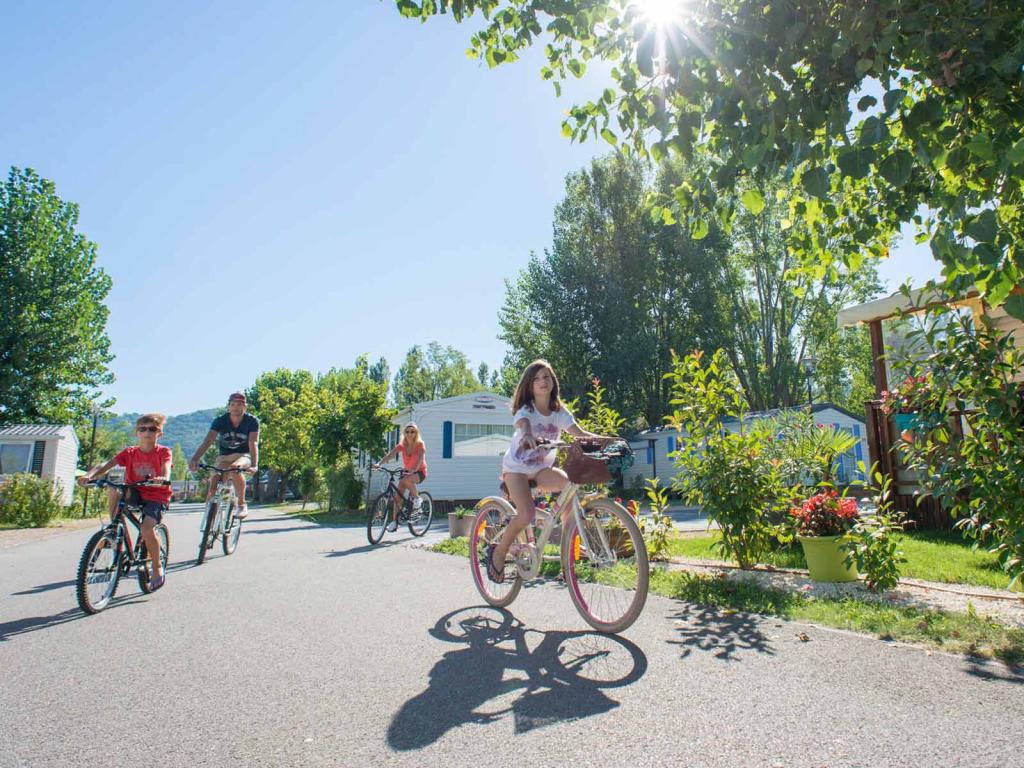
[190,392,260,519]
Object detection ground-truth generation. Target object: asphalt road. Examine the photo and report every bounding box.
[1,505,1021,768]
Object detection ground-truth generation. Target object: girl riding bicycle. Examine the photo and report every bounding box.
[486,359,615,583]
[375,422,428,531]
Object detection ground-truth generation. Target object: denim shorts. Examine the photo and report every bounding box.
[139,501,166,523]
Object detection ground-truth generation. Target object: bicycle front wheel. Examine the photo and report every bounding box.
[469,500,522,608]
[77,528,122,614]
[407,493,434,537]
[196,503,217,565]
[222,503,242,555]
[367,492,391,545]
[139,524,170,593]
[561,498,649,634]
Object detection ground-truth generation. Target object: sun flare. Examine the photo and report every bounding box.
[633,0,688,28]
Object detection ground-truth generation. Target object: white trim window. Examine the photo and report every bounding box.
[453,424,513,457]
[0,441,34,475]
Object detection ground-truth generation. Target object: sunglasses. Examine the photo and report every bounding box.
[404,429,417,434]
[137,426,159,433]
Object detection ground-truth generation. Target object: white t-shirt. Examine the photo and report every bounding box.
[501,403,577,476]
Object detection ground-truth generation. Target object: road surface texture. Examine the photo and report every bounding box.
[1,506,1021,767]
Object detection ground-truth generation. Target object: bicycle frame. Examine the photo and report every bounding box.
[200,479,237,536]
[493,481,612,581]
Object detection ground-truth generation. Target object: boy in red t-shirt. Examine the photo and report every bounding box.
[79,413,173,589]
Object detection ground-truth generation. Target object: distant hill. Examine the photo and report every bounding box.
[103,408,220,457]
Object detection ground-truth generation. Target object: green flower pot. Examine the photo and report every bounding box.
[798,535,859,582]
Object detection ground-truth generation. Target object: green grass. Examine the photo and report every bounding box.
[428,539,1024,665]
[667,530,1022,592]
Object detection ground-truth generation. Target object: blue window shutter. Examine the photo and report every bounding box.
[853,424,864,478]
[442,421,453,459]
[31,441,45,476]
[646,441,654,465]
[667,436,676,453]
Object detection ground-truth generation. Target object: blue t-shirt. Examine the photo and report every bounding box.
[210,413,260,456]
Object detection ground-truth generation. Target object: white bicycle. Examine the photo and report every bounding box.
[469,440,649,634]
[195,463,249,565]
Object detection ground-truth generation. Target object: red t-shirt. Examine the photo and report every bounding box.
[114,445,172,503]
[397,442,427,478]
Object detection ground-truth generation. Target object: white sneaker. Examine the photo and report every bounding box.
[412,497,423,510]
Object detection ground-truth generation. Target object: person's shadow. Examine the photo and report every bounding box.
[387,607,648,750]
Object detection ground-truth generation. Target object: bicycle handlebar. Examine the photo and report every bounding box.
[82,478,170,490]
[198,463,255,475]
[532,438,633,459]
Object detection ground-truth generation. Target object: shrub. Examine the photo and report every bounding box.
[327,457,363,511]
[895,298,1024,588]
[666,349,785,568]
[841,470,907,592]
[0,473,64,527]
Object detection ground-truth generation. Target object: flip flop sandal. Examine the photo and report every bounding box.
[149,573,165,591]
[484,543,505,584]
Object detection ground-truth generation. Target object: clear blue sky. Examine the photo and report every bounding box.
[2,1,939,415]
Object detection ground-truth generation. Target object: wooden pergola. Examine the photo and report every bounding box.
[837,285,1022,528]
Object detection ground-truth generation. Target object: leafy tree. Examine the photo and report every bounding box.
[499,153,732,427]
[170,443,188,481]
[394,1,1024,320]
[500,153,881,420]
[392,342,482,407]
[719,184,884,410]
[247,369,319,501]
[315,363,393,465]
[0,167,113,424]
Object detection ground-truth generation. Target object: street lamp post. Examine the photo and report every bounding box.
[82,403,100,516]
[801,355,818,411]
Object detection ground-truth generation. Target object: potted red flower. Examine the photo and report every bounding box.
[791,490,859,582]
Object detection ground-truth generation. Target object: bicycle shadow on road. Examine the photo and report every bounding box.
[666,603,776,661]
[387,606,648,751]
[0,596,145,642]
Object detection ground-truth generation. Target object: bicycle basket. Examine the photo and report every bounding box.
[563,443,612,485]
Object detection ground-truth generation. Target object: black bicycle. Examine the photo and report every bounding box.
[195,463,248,565]
[367,465,434,544]
[76,478,171,614]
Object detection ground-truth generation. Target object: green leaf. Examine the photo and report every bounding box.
[836,146,875,179]
[740,189,766,215]
[966,137,994,160]
[857,95,877,112]
[689,217,709,240]
[801,166,830,199]
[1007,139,1024,166]
[858,116,888,146]
[1005,293,1024,321]
[967,209,998,243]
[600,127,617,146]
[879,150,914,187]
[883,89,906,114]
[741,143,767,170]
[855,58,873,77]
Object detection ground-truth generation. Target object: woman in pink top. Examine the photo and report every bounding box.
[375,423,428,531]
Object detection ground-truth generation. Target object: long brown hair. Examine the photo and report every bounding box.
[511,359,563,413]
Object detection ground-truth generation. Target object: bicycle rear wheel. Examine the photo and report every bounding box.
[469,500,522,608]
[139,524,170,593]
[367,492,391,545]
[561,498,649,634]
[407,493,434,537]
[196,502,217,565]
[222,502,242,555]
[77,528,122,614]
